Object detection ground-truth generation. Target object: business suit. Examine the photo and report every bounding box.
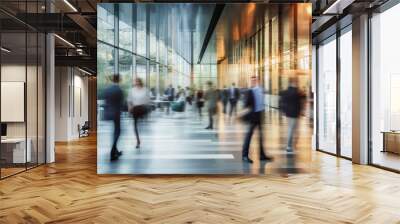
[280,86,305,151]
[242,87,270,162]
[229,87,240,116]
[164,87,175,114]
[220,89,229,114]
[205,88,218,129]
[165,87,175,101]
[104,84,123,160]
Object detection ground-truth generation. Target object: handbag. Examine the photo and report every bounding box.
[197,100,204,108]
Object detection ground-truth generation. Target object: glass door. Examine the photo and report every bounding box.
[339,27,352,158]
[317,35,337,154]
[1,32,28,177]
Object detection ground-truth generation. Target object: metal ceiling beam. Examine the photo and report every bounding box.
[197,4,224,64]
[67,13,97,45]
[322,0,355,14]
[13,13,82,32]
[311,15,335,34]
[55,55,96,70]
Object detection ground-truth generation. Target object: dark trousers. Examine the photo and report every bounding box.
[133,117,140,145]
[198,106,203,117]
[222,100,228,114]
[111,115,121,156]
[242,112,266,158]
[208,108,215,128]
[166,101,172,114]
[229,99,237,116]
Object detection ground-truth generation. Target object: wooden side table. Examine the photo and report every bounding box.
[382,131,400,154]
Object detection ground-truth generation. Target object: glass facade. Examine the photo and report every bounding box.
[339,28,352,158]
[315,26,353,158]
[317,36,337,154]
[97,3,192,99]
[313,1,400,171]
[371,3,400,171]
[216,4,312,110]
[0,2,46,179]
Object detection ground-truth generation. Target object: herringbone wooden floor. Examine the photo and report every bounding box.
[1,136,400,223]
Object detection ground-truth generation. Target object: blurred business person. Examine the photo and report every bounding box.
[164,84,175,114]
[103,74,123,161]
[220,85,229,114]
[241,76,272,163]
[127,78,150,149]
[228,82,240,117]
[196,88,205,118]
[185,86,193,105]
[205,81,218,129]
[279,77,305,152]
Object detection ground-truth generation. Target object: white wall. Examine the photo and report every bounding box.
[1,65,34,138]
[1,63,46,164]
[55,67,89,141]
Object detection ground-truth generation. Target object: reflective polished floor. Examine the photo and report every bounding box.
[372,150,400,171]
[97,106,313,174]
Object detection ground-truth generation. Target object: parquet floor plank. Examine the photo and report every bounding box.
[0,135,400,223]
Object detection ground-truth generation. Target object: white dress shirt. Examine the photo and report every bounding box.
[127,87,150,109]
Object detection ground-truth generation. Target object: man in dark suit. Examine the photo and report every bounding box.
[165,84,175,101]
[279,77,305,152]
[164,84,175,114]
[220,85,229,114]
[228,82,240,117]
[242,76,272,163]
[103,74,123,161]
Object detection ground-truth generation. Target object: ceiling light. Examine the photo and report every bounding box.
[78,67,93,76]
[54,34,75,48]
[322,0,354,15]
[306,4,312,16]
[323,0,341,14]
[63,0,78,12]
[1,47,11,53]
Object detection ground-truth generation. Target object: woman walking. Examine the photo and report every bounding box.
[127,78,150,149]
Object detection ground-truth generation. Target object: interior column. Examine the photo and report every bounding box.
[352,14,369,164]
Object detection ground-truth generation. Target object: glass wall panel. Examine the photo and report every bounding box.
[136,56,147,83]
[149,5,158,61]
[119,4,133,51]
[27,31,38,168]
[0,1,47,178]
[317,36,337,154]
[98,4,115,45]
[271,15,279,95]
[159,65,166,95]
[149,62,158,95]
[1,32,28,177]
[119,50,133,95]
[97,43,115,94]
[137,4,147,57]
[339,28,352,158]
[371,4,400,171]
